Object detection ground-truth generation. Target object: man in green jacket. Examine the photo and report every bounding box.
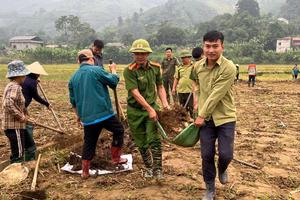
[172,50,194,117]
[161,47,180,104]
[69,49,127,179]
[124,39,169,180]
[191,31,236,200]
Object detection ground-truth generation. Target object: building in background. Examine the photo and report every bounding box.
[9,36,44,50]
[276,37,300,53]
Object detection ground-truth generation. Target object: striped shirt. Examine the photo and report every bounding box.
[1,81,27,130]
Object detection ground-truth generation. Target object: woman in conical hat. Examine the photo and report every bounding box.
[21,61,50,161]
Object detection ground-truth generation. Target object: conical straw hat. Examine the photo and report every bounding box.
[0,163,29,186]
[26,61,48,75]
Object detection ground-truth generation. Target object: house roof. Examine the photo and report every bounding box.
[9,36,44,43]
[278,37,300,41]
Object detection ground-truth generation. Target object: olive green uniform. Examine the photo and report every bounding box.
[175,63,194,116]
[190,56,236,125]
[161,57,180,103]
[123,61,163,171]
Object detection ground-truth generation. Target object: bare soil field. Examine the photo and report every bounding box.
[0,76,300,199]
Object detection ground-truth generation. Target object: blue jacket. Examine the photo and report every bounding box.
[68,63,119,125]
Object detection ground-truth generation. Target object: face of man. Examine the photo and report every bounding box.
[181,57,191,65]
[133,52,150,65]
[165,50,172,59]
[92,46,102,56]
[203,39,224,63]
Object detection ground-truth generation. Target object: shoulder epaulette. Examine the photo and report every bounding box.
[128,63,138,70]
[149,61,161,68]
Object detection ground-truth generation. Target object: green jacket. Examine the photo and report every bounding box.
[123,61,163,109]
[68,63,119,124]
[161,57,180,78]
[175,63,193,93]
[191,56,236,126]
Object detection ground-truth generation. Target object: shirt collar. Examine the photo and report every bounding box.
[80,62,93,67]
[203,55,223,68]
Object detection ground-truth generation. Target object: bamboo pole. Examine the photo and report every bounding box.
[32,121,64,134]
[31,154,42,191]
[37,83,63,131]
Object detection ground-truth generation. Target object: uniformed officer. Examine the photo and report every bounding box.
[172,50,194,117]
[161,47,180,104]
[191,31,236,200]
[123,39,169,179]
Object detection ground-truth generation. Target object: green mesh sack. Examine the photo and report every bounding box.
[172,123,200,147]
[157,122,200,147]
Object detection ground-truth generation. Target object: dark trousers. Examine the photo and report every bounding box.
[178,93,193,117]
[200,120,235,184]
[248,75,256,87]
[5,129,26,163]
[82,115,124,160]
[163,76,176,103]
[24,124,36,154]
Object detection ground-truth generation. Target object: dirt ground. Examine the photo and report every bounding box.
[0,79,300,200]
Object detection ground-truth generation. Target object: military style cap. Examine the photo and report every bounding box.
[180,50,192,58]
[129,39,153,53]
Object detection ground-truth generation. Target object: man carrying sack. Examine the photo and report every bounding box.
[123,39,169,179]
[191,31,236,200]
[68,49,127,179]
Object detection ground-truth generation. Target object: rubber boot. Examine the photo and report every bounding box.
[81,160,91,179]
[25,151,36,161]
[139,149,153,178]
[202,182,216,200]
[151,144,163,180]
[111,146,128,165]
[218,169,228,184]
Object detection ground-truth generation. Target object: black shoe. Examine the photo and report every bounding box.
[202,182,215,200]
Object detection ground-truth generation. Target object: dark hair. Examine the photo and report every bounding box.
[203,30,224,43]
[192,47,203,59]
[93,39,104,49]
[165,47,172,52]
[78,54,90,63]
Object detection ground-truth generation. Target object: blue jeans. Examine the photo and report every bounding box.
[200,120,235,184]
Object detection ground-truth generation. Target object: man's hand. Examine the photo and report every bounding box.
[47,104,52,110]
[109,63,117,74]
[148,107,158,121]
[194,116,205,127]
[172,88,176,96]
[76,116,82,128]
[163,105,171,110]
